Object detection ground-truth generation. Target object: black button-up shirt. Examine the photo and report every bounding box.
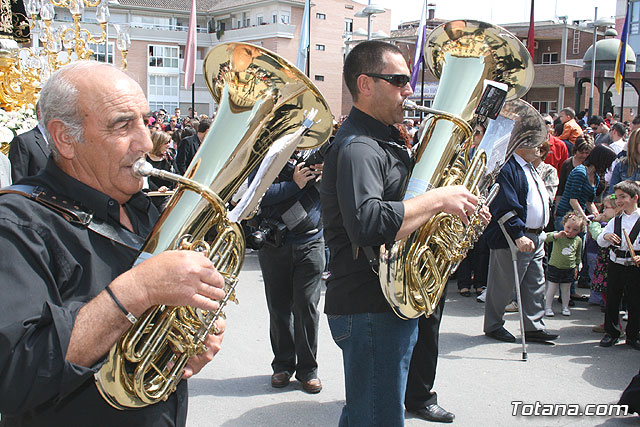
[320,107,410,314]
[0,159,188,426]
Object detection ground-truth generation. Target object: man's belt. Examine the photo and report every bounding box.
[614,249,633,258]
[524,227,544,235]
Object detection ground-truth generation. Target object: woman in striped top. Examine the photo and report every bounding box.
[554,144,617,231]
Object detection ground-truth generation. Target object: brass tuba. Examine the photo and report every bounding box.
[94,42,332,409]
[379,20,537,319]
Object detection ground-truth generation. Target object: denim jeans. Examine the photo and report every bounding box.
[328,312,418,427]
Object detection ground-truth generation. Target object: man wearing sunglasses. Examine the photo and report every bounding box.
[320,40,479,427]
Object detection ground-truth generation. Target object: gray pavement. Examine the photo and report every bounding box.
[187,252,640,426]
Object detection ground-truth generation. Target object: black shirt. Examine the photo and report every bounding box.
[0,159,188,426]
[320,107,409,314]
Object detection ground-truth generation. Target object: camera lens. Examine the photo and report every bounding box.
[246,230,266,250]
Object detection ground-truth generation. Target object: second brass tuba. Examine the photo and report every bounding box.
[94,43,332,409]
[379,20,536,319]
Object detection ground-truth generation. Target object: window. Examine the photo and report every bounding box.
[316,13,326,20]
[315,44,325,51]
[532,101,557,115]
[280,12,290,24]
[272,12,277,24]
[541,52,558,64]
[315,75,324,81]
[149,101,179,113]
[572,29,580,55]
[633,1,640,35]
[149,75,179,98]
[88,42,114,63]
[345,18,353,33]
[149,45,179,68]
[257,14,264,25]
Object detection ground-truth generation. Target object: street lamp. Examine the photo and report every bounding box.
[354,2,385,40]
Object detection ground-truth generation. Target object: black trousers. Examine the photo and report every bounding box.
[405,287,446,411]
[258,237,324,381]
[456,234,489,290]
[619,368,640,414]
[605,262,640,341]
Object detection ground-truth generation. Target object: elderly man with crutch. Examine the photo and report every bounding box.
[483,143,559,350]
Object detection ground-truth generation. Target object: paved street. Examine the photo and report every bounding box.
[187,252,640,426]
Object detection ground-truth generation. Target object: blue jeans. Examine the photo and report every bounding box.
[328,312,418,427]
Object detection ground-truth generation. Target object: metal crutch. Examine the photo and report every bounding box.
[497,211,528,361]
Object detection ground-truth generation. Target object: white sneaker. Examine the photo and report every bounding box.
[623,312,629,321]
[562,308,571,316]
[476,289,486,303]
[505,301,518,312]
[545,308,554,317]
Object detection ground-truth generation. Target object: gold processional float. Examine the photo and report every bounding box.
[94,42,332,409]
[0,0,131,154]
[379,20,547,319]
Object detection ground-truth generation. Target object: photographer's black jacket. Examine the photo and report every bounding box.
[257,161,323,246]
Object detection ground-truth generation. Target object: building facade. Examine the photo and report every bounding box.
[62,0,391,119]
[392,18,607,119]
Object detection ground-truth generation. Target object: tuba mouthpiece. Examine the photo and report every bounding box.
[132,158,153,178]
[402,99,419,111]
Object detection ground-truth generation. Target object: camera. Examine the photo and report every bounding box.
[244,218,288,250]
[279,146,328,183]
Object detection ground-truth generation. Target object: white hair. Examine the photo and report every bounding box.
[39,61,118,159]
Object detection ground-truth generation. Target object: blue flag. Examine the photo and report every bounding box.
[409,0,427,91]
[615,2,630,94]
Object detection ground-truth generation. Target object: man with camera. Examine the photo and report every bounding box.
[254,151,325,394]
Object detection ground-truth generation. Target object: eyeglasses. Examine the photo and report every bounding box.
[362,73,411,88]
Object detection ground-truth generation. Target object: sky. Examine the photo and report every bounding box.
[355,0,618,29]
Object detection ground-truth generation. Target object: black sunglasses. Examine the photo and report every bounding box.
[363,73,411,88]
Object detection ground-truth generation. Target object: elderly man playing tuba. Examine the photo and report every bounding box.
[0,62,226,426]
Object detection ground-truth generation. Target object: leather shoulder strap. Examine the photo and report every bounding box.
[0,184,144,251]
[628,216,640,244]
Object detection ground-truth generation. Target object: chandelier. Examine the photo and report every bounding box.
[0,0,131,110]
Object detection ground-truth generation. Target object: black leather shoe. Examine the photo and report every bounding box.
[411,404,455,423]
[625,339,640,350]
[599,334,619,347]
[525,330,559,342]
[485,327,516,343]
[271,371,292,388]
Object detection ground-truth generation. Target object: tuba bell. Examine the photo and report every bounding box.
[94,42,332,409]
[379,20,537,319]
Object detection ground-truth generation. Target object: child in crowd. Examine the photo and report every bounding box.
[596,180,640,350]
[587,195,618,306]
[588,194,620,333]
[544,211,586,316]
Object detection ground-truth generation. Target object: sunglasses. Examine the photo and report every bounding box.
[362,73,411,88]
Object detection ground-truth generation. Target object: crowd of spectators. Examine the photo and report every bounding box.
[459,107,640,356]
